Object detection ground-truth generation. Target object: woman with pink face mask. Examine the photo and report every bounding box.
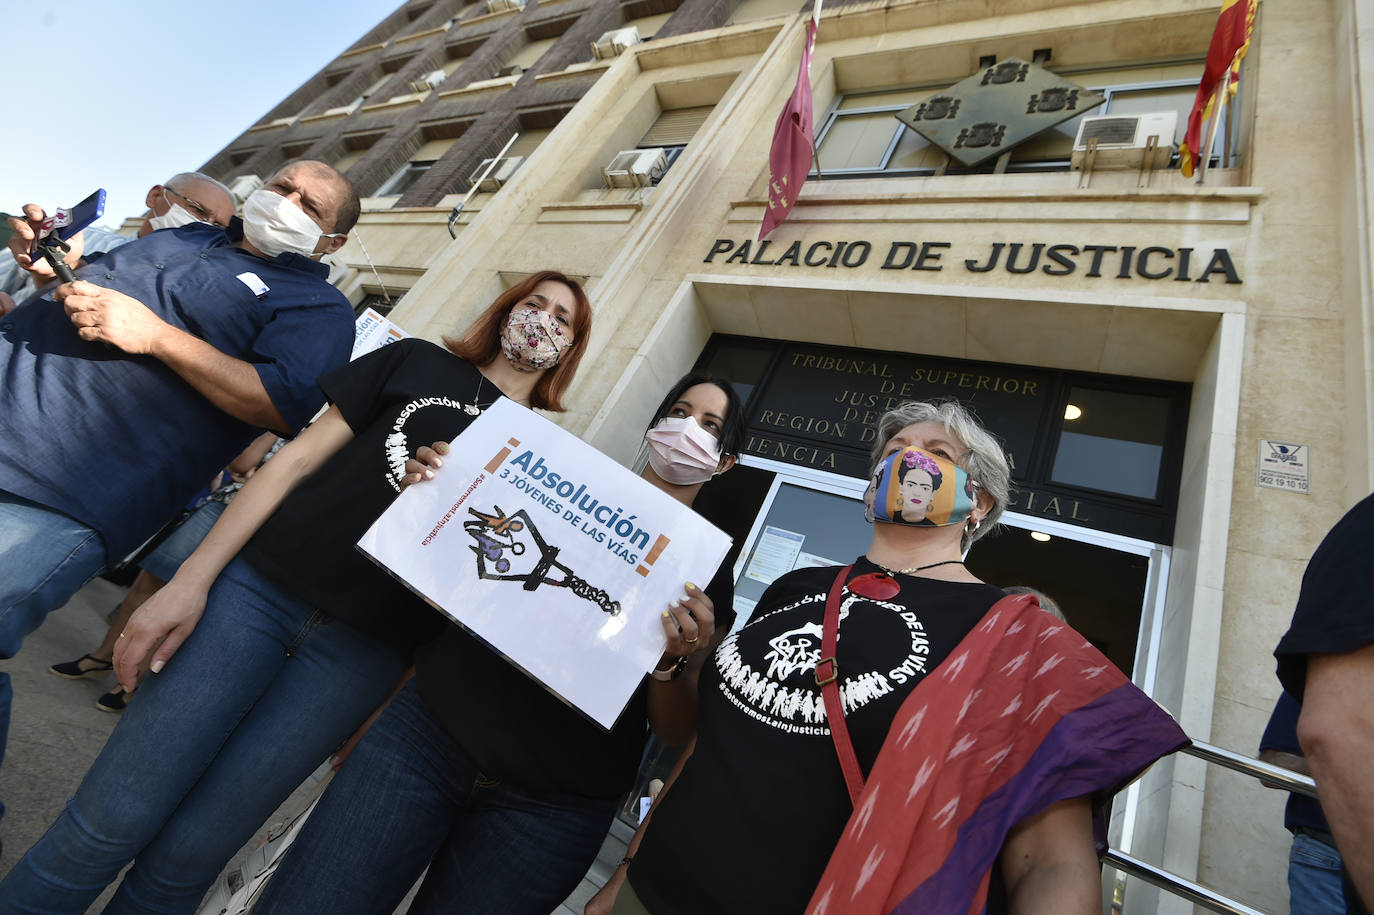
[249,371,745,915]
[0,272,593,914]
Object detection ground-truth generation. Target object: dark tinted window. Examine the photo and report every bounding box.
[1051,387,1171,499]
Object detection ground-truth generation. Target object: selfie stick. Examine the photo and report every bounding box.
[35,231,77,284]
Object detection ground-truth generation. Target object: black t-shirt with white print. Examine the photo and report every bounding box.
[630,557,1004,915]
[242,339,496,654]
[414,557,736,799]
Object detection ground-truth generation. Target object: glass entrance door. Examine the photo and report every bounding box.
[964,525,1147,676]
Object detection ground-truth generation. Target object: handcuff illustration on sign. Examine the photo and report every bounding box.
[464,505,622,616]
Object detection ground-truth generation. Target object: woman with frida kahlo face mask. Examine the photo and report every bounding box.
[0,272,593,913]
[588,399,1189,915]
[247,370,746,914]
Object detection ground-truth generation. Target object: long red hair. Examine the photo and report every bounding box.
[443,270,592,412]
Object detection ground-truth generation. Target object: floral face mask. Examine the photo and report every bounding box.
[500,306,569,372]
[865,447,978,527]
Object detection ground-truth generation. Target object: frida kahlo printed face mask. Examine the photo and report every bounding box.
[867,447,978,527]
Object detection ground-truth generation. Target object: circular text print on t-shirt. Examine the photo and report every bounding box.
[381,395,482,491]
[713,589,932,737]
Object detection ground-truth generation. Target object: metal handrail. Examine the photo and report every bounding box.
[1102,849,1265,915]
[1182,739,1318,798]
[1105,739,1319,914]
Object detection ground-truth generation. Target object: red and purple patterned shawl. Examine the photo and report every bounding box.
[807,593,1189,915]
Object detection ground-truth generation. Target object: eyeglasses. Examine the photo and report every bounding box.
[162,185,225,227]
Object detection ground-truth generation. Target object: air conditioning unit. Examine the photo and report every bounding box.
[468,156,524,192]
[409,69,447,93]
[1070,111,1177,170]
[591,27,641,60]
[227,175,263,205]
[602,147,670,189]
[488,0,524,12]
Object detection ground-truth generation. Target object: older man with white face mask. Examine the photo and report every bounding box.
[0,171,237,314]
[0,159,359,820]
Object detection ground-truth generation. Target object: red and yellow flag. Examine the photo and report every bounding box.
[1179,0,1257,177]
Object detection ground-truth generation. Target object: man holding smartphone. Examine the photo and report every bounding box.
[0,171,236,314]
[0,160,360,818]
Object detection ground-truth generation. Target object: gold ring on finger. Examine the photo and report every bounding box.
[685,635,699,644]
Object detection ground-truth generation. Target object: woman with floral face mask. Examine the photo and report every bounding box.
[588,399,1188,915]
[1,272,592,914]
[248,371,745,915]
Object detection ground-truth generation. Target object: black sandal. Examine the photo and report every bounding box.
[49,654,114,680]
[96,686,129,713]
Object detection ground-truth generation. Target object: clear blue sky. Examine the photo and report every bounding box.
[0,1,395,229]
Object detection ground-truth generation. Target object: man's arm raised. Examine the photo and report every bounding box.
[57,279,289,432]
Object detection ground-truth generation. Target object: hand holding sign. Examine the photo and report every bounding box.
[358,399,731,729]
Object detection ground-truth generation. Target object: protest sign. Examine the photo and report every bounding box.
[351,307,408,360]
[358,398,732,729]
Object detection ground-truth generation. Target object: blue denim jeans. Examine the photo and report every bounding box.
[0,491,109,821]
[1289,831,1347,915]
[253,680,619,915]
[0,557,407,915]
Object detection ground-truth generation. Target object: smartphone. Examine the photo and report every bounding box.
[31,189,107,252]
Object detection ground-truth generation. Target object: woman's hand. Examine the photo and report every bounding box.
[111,578,210,691]
[659,581,715,663]
[400,441,450,488]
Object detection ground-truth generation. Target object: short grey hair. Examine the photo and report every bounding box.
[869,399,1011,551]
[1003,585,1066,621]
[165,171,234,203]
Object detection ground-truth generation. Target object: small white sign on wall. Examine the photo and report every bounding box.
[1258,440,1310,493]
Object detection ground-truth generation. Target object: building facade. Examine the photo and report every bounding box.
[191,0,1374,911]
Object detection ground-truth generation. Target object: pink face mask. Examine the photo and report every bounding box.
[646,416,723,485]
[500,306,569,372]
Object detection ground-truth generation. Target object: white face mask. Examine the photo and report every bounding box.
[148,201,201,231]
[646,416,724,485]
[241,188,339,258]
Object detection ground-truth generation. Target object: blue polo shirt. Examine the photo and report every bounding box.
[0,219,354,559]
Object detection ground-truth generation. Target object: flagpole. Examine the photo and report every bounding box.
[809,0,824,180]
[1195,64,1231,185]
